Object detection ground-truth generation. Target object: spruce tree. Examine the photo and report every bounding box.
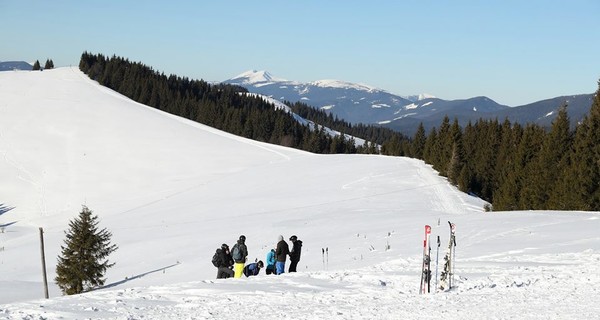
[32,60,41,71]
[55,205,118,295]
[541,105,573,209]
[563,81,600,210]
[411,123,426,159]
[44,59,54,69]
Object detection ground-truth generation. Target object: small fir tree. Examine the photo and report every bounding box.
[32,60,41,71]
[55,205,118,295]
[44,59,54,69]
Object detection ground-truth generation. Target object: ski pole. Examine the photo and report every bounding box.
[435,235,440,292]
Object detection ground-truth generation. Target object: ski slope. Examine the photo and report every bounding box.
[0,68,599,319]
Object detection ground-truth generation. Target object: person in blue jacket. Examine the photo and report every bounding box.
[265,249,276,275]
[243,260,264,277]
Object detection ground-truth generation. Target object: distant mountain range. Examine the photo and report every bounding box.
[0,61,32,71]
[225,70,594,136]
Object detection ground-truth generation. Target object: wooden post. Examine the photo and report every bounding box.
[39,227,49,299]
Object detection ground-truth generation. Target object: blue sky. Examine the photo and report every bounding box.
[1,0,599,106]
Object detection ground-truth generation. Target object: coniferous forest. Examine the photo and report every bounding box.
[79,52,599,212]
[79,52,408,155]
[401,84,600,212]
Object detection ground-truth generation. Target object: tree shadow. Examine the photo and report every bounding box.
[0,203,17,228]
[99,262,181,290]
[0,203,15,215]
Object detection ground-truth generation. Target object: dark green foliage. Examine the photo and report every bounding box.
[410,123,427,160]
[55,206,118,295]
[288,100,408,155]
[79,52,399,155]
[32,60,41,71]
[416,79,600,211]
[44,59,54,69]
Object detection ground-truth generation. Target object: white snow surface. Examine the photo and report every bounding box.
[309,79,380,93]
[230,70,288,86]
[1,68,600,319]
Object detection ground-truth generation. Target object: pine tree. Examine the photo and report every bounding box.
[562,82,600,210]
[32,60,41,71]
[55,205,118,295]
[541,104,573,209]
[44,59,55,69]
[411,123,426,159]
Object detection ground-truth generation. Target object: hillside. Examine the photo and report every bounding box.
[1,68,599,319]
[0,61,32,71]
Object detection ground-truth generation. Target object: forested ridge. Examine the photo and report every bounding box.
[79,52,599,211]
[79,52,408,155]
[397,84,600,211]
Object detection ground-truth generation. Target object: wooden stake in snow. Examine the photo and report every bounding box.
[39,227,49,299]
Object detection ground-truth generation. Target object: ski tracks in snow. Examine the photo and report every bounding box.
[415,163,469,215]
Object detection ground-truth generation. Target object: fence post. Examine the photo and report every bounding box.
[40,227,49,299]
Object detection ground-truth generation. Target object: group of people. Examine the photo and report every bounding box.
[212,234,303,279]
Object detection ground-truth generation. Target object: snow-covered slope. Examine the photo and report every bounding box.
[1,68,599,319]
[0,61,33,71]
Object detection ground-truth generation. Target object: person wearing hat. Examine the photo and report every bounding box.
[215,243,234,279]
[288,235,303,272]
[243,260,264,277]
[265,248,276,275]
[231,235,248,278]
[275,235,289,275]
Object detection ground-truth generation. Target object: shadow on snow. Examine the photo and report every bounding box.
[100,262,182,290]
[0,203,17,228]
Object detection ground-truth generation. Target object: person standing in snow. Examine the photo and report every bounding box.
[265,248,276,275]
[231,235,248,278]
[215,243,234,279]
[288,235,302,272]
[275,235,289,275]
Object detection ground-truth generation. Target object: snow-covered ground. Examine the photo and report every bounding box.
[0,68,599,319]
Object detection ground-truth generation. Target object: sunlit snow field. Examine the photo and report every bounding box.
[0,68,599,319]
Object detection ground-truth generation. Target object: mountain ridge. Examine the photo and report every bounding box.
[225,70,594,136]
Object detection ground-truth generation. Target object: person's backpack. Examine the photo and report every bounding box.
[212,250,220,267]
[232,244,243,262]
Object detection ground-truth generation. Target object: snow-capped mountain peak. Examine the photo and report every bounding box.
[230,70,287,85]
[310,79,381,93]
[402,93,437,102]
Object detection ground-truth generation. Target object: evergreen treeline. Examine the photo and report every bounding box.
[398,82,600,211]
[32,59,54,70]
[78,52,600,211]
[288,100,411,155]
[79,52,406,154]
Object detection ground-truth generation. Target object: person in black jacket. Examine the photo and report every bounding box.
[275,235,289,275]
[231,235,248,278]
[216,244,234,279]
[288,235,302,272]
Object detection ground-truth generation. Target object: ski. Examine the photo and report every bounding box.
[419,225,432,294]
[439,221,456,291]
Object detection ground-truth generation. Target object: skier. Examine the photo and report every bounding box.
[288,235,302,272]
[265,248,276,275]
[231,235,248,278]
[213,244,234,279]
[275,235,289,275]
[243,260,264,277]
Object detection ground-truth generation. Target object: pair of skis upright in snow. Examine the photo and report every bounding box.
[420,221,456,294]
